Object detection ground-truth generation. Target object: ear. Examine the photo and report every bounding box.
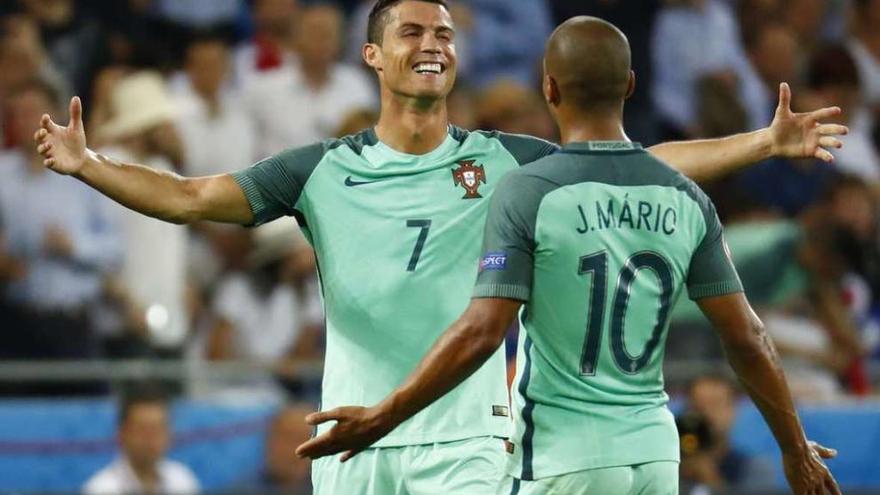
[625,70,636,100]
[544,74,561,107]
[363,43,383,72]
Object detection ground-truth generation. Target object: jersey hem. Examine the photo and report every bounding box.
[688,281,744,300]
[473,284,530,301]
[367,426,510,449]
[230,171,267,226]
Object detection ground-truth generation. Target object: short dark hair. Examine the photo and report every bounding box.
[367,0,449,45]
[118,385,169,428]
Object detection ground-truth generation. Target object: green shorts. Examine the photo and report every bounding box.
[312,436,505,495]
[497,461,679,495]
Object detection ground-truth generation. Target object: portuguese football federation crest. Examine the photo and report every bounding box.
[452,160,487,199]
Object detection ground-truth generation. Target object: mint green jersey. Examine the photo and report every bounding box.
[232,126,557,447]
[473,142,743,480]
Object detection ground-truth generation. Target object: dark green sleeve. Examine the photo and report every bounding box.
[686,190,744,300]
[473,174,544,301]
[478,130,560,165]
[230,143,326,226]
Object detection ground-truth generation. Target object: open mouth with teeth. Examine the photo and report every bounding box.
[413,62,445,75]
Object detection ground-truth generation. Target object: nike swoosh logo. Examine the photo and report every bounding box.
[344,176,383,187]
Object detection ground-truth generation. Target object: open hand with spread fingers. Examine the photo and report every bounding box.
[33,96,88,176]
[769,82,848,163]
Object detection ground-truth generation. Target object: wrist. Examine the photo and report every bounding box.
[73,148,100,180]
[756,127,776,159]
[375,394,408,430]
[781,437,810,457]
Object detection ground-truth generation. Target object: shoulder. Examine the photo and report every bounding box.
[161,459,201,491]
[82,463,120,493]
[328,127,378,156]
[470,129,560,165]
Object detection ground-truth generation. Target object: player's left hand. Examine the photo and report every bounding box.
[295,406,394,462]
[769,82,849,163]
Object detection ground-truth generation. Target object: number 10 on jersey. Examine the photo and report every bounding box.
[578,251,674,376]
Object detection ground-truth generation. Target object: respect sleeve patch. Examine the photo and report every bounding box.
[480,252,508,271]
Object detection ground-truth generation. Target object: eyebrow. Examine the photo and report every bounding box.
[397,22,456,34]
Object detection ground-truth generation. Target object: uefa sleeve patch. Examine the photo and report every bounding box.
[480,252,508,271]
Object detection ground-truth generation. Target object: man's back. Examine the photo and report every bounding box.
[473,141,741,480]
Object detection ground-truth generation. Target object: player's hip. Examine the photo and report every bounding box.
[312,435,506,495]
[498,461,680,495]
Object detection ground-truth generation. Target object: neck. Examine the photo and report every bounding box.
[557,108,628,145]
[196,88,221,117]
[374,90,449,154]
[128,458,160,491]
[300,61,331,90]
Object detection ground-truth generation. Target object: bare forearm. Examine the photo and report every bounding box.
[73,150,201,224]
[649,129,773,182]
[74,150,251,224]
[722,326,808,456]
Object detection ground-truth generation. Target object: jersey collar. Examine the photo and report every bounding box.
[561,141,643,153]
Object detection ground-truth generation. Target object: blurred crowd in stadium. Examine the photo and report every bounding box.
[0,0,878,493]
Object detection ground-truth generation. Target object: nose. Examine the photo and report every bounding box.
[420,33,441,54]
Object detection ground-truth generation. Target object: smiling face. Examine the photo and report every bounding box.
[363,1,457,102]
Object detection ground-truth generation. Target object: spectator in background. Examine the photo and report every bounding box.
[848,0,880,108]
[233,0,299,87]
[82,387,200,495]
[739,22,800,131]
[170,32,257,291]
[475,79,555,141]
[803,44,880,182]
[245,2,375,155]
[651,0,751,139]
[0,80,120,395]
[18,0,106,99]
[205,221,322,402]
[465,0,552,88]
[684,375,776,492]
[172,32,256,177]
[155,0,245,31]
[96,72,190,354]
[242,404,314,494]
[0,13,69,149]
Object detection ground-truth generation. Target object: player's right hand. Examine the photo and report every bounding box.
[33,96,87,176]
[783,440,841,495]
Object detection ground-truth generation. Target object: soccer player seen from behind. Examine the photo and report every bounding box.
[296,17,842,495]
[36,0,846,492]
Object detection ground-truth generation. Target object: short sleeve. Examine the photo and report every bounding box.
[686,196,744,300]
[230,142,326,226]
[478,130,559,165]
[473,174,543,301]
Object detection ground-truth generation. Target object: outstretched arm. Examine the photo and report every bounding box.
[650,83,848,182]
[34,97,253,225]
[295,297,522,461]
[698,293,840,495]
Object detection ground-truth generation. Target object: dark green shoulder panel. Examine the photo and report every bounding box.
[475,130,560,165]
[522,149,719,233]
[231,142,328,226]
[333,127,378,155]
